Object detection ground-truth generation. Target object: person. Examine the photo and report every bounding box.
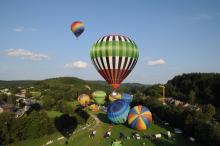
[90,130,96,138]
[119,132,125,139]
[104,131,111,138]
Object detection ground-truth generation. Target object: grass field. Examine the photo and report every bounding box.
[46,110,63,119]
[11,111,202,146]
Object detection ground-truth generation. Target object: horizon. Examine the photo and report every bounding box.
[1,0,220,84]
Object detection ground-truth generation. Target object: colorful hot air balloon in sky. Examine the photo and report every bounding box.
[122,93,133,104]
[128,105,152,131]
[107,99,130,124]
[90,35,139,90]
[109,92,122,102]
[71,21,84,38]
[78,94,90,107]
[91,91,106,105]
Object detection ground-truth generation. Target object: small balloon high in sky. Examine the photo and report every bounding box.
[70,21,84,38]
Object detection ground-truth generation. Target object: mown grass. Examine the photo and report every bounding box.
[46,110,63,119]
[11,111,202,146]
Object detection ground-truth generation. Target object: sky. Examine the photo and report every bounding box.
[0,0,220,84]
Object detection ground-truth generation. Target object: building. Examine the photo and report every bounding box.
[0,104,15,113]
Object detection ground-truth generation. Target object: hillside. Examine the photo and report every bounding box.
[165,73,220,106]
[0,80,38,89]
[0,77,150,94]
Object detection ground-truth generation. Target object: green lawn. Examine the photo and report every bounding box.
[46,110,63,119]
[10,111,202,146]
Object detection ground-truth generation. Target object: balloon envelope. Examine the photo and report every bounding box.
[71,21,84,38]
[78,94,90,107]
[122,93,133,104]
[91,91,106,105]
[128,105,152,131]
[107,99,130,124]
[90,35,139,90]
[89,104,99,112]
[109,92,122,102]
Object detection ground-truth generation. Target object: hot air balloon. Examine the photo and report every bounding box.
[90,35,139,90]
[122,93,133,104]
[89,104,99,112]
[109,92,122,102]
[70,21,84,38]
[128,105,152,131]
[91,91,106,105]
[78,94,90,107]
[107,99,130,124]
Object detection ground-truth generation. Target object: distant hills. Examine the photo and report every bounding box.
[0,77,151,92]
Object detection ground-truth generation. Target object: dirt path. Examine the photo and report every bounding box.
[89,112,100,129]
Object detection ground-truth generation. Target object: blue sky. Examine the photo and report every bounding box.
[0,0,220,84]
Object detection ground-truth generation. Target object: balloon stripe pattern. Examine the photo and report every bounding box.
[91,91,106,105]
[108,99,130,124]
[90,35,139,90]
[128,106,152,131]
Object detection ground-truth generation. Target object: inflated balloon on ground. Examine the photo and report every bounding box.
[128,105,152,131]
[91,91,106,105]
[90,35,139,90]
[107,99,130,124]
[122,93,133,104]
[109,92,122,102]
[78,94,90,107]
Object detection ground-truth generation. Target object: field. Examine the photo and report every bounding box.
[46,110,63,119]
[11,111,202,146]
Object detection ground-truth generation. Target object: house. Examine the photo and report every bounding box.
[154,134,162,138]
[0,100,4,113]
[174,128,183,134]
[0,104,15,113]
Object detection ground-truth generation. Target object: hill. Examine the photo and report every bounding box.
[165,73,220,106]
[0,77,150,95]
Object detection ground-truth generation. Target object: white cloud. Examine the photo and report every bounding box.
[13,27,37,32]
[147,59,166,66]
[13,27,25,32]
[6,48,50,61]
[64,61,88,69]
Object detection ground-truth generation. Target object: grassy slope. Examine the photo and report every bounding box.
[11,111,202,146]
[46,110,63,119]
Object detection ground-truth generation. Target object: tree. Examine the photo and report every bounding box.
[188,90,196,104]
[25,111,55,138]
[0,112,15,144]
[41,96,55,110]
[25,91,32,98]
[184,113,194,135]
[56,100,73,114]
[7,95,16,104]
[202,104,216,119]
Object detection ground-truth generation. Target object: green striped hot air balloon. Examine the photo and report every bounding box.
[90,35,139,90]
[91,91,106,105]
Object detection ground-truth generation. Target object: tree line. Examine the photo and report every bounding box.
[0,111,55,145]
[165,73,220,106]
[131,97,220,146]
